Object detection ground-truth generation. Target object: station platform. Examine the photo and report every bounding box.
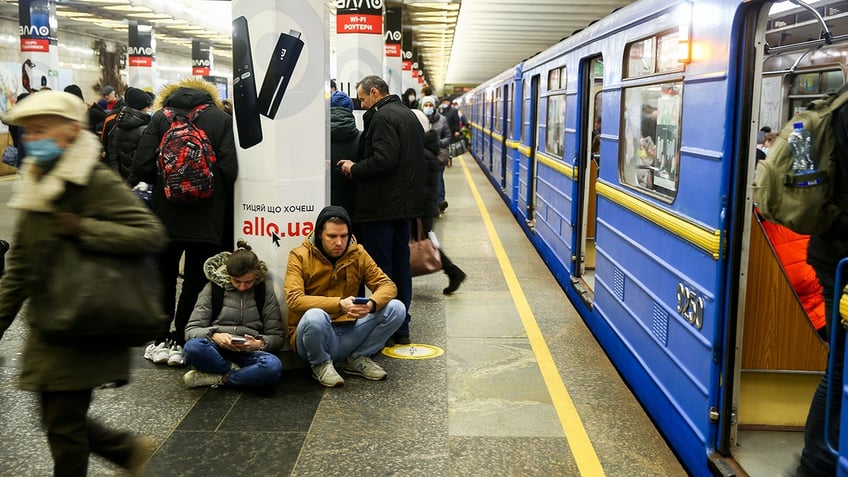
[0,155,686,476]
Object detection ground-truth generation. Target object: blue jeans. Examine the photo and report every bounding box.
[358,221,412,337]
[184,338,282,387]
[295,299,406,365]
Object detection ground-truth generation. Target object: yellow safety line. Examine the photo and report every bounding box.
[458,155,606,477]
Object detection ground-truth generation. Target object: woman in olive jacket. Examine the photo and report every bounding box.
[0,91,167,476]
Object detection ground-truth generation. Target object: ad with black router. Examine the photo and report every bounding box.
[231,1,329,281]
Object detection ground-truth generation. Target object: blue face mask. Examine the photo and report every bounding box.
[423,107,435,116]
[25,138,65,167]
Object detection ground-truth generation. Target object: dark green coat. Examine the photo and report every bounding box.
[0,130,167,391]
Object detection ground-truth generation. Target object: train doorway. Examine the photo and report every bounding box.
[574,56,603,292]
[526,74,541,228]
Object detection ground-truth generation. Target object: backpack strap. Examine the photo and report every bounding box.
[254,281,265,317]
[210,281,266,322]
[211,283,225,320]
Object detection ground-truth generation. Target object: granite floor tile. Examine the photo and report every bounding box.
[449,436,578,477]
[147,430,304,477]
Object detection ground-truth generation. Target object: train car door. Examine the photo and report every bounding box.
[574,56,603,292]
[526,74,541,226]
[500,83,510,190]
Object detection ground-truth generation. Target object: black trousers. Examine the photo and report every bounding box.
[40,389,135,477]
[158,241,223,345]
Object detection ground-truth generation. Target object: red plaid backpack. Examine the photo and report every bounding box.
[157,104,216,203]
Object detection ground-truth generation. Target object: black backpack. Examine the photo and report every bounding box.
[210,282,265,320]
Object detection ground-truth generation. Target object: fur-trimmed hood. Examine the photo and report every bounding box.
[203,251,270,290]
[8,130,102,212]
[153,77,224,111]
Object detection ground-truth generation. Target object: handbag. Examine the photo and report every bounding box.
[28,238,169,347]
[2,145,19,168]
[448,140,466,158]
[409,218,442,277]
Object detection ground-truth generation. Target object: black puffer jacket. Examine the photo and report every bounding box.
[330,106,359,215]
[104,105,149,181]
[420,130,441,218]
[352,94,425,222]
[131,78,238,246]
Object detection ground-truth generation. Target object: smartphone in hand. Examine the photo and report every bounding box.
[353,297,370,305]
[230,336,247,345]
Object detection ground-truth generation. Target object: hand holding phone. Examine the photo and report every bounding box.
[353,297,370,305]
[230,335,247,345]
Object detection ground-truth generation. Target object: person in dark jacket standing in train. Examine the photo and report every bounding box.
[329,90,359,215]
[103,87,151,181]
[131,77,238,368]
[337,75,425,344]
[795,103,848,477]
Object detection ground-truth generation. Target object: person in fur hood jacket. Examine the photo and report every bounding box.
[132,77,238,368]
[182,240,284,388]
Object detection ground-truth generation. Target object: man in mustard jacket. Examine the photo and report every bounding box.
[285,206,404,387]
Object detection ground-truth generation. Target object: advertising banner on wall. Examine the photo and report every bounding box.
[18,0,58,92]
[128,22,156,90]
[192,40,213,76]
[335,0,384,94]
[401,29,415,96]
[383,4,402,95]
[231,0,328,286]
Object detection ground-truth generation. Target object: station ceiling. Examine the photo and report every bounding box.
[0,0,640,93]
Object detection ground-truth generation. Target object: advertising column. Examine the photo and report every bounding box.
[18,0,58,92]
[401,29,415,96]
[128,22,156,90]
[383,4,402,96]
[231,0,328,279]
[192,40,212,76]
[335,0,384,95]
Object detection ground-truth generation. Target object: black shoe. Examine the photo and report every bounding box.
[443,266,466,295]
[393,334,411,345]
[439,201,448,213]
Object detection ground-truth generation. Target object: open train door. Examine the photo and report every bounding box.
[573,56,604,296]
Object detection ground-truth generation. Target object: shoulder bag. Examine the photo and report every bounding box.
[409,218,442,277]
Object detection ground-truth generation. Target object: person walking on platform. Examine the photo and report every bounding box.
[0,91,165,477]
[132,77,238,367]
[421,95,451,214]
[182,240,284,389]
[337,75,425,345]
[419,129,467,294]
[285,206,405,388]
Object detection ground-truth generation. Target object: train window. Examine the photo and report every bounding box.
[625,31,682,78]
[495,88,503,134]
[788,70,843,95]
[548,67,565,90]
[626,38,655,77]
[546,94,566,157]
[619,82,682,201]
[521,82,530,143]
[822,70,843,93]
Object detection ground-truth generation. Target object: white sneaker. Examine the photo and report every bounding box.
[340,355,387,381]
[183,370,223,388]
[143,343,156,361]
[148,342,170,365]
[167,344,185,367]
[311,360,344,387]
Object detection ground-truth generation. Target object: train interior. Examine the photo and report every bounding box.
[732,0,846,474]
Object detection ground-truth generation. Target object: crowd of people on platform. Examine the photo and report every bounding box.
[0,75,471,475]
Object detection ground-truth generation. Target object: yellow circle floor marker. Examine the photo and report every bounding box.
[382,343,444,360]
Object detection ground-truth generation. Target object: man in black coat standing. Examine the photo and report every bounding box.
[338,75,425,344]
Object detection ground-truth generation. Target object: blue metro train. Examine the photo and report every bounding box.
[463,0,848,474]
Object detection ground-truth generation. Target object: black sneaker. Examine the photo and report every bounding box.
[443,267,467,295]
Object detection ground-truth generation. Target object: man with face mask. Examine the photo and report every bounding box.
[285,206,405,387]
[0,90,166,476]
